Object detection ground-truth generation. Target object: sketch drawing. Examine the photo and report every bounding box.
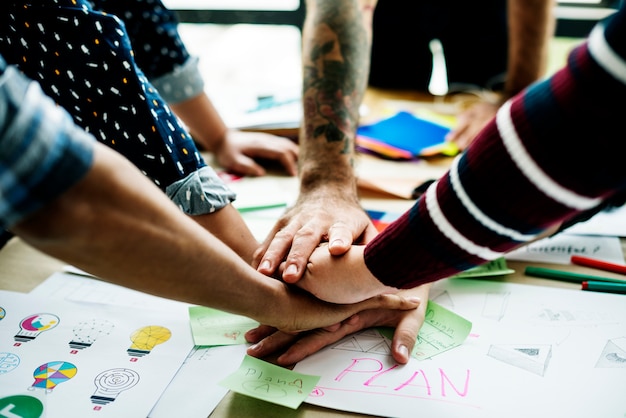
[487,344,552,376]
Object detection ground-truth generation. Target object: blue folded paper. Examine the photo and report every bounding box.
[357,111,452,158]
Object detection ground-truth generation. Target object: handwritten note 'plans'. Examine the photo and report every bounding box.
[219,355,320,409]
[380,300,472,360]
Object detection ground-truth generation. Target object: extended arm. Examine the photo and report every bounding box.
[446,0,556,149]
[254,0,379,280]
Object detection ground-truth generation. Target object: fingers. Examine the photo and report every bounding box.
[276,316,364,366]
[390,306,427,364]
[327,222,354,255]
[244,324,277,344]
[228,156,266,177]
[246,331,300,360]
[352,293,421,316]
[280,224,324,283]
[253,220,293,274]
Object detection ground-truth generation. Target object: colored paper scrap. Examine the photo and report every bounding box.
[379,300,472,360]
[356,111,453,159]
[189,306,259,346]
[449,257,515,279]
[219,355,320,409]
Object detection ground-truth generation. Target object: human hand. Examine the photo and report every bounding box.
[213,130,298,177]
[246,285,430,366]
[267,284,422,334]
[444,100,499,150]
[291,244,396,304]
[253,186,378,282]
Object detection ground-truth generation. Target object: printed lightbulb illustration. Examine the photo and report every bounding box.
[30,361,77,392]
[91,368,140,405]
[0,352,20,375]
[69,318,115,350]
[127,325,171,357]
[15,313,60,342]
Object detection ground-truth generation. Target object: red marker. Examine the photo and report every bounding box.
[571,255,626,275]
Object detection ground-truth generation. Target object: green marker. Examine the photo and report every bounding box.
[582,280,626,294]
[524,266,626,284]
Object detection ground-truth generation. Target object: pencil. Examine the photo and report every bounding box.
[570,255,626,275]
[582,280,626,294]
[524,266,626,284]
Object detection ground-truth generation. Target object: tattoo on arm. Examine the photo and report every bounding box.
[303,0,370,154]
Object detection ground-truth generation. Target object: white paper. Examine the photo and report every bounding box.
[29,272,248,418]
[294,278,626,418]
[0,290,193,418]
[149,345,248,418]
[563,205,626,237]
[505,233,624,264]
[30,272,189,316]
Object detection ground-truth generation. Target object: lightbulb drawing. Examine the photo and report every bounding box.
[0,352,20,375]
[69,318,115,350]
[91,368,140,405]
[30,361,77,392]
[0,306,5,321]
[15,313,60,342]
[127,325,171,357]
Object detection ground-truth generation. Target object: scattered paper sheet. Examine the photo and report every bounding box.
[294,278,626,418]
[188,306,259,346]
[0,290,193,418]
[449,258,515,279]
[505,233,624,265]
[219,355,320,409]
[149,345,248,418]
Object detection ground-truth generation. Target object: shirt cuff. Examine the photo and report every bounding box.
[165,166,236,215]
[150,56,205,104]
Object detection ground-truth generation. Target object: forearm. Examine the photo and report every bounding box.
[12,143,280,318]
[169,93,229,153]
[300,0,376,194]
[504,0,556,98]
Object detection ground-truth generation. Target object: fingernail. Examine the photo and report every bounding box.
[285,264,298,276]
[329,239,344,249]
[248,343,260,352]
[259,260,271,271]
[408,297,422,303]
[398,344,409,359]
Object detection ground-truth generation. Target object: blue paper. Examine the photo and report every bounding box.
[357,111,451,156]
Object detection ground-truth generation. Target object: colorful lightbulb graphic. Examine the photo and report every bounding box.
[30,361,77,392]
[127,325,171,357]
[0,352,20,375]
[15,313,60,343]
[91,368,140,405]
[69,318,115,350]
[0,306,5,321]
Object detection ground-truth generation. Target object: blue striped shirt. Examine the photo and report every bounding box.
[0,57,94,229]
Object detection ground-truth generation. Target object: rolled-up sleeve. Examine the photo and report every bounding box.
[166,166,236,215]
[151,56,205,104]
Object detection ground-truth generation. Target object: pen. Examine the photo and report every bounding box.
[524,266,626,284]
[570,255,626,275]
[581,280,626,294]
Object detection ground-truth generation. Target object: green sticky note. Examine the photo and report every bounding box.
[219,355,320,409]
[188,306,259,346]
[379,300,472,360]
[449,257,515,279]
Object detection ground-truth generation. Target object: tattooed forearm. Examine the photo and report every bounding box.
[302,0,372,150]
